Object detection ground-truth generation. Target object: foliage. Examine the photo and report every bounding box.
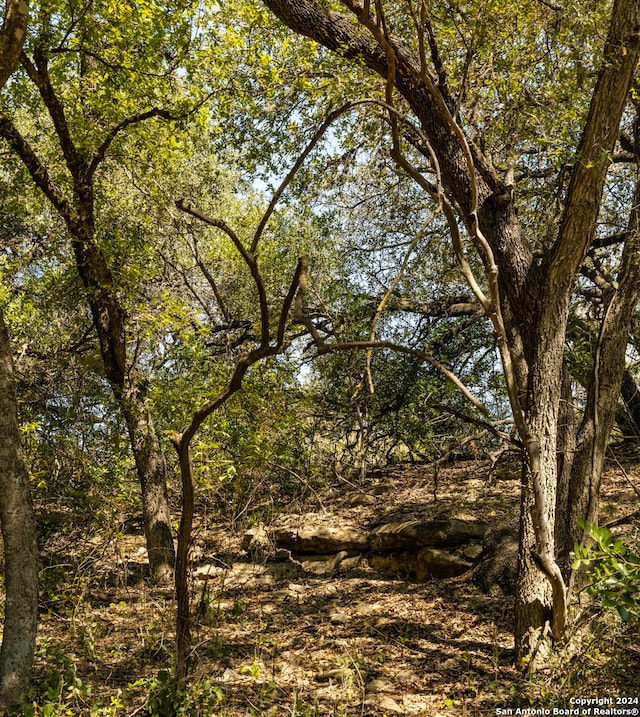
[572,521,640,622]
[135,669,225,717]
[0,0,639,703]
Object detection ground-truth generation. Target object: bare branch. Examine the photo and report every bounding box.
[251,99,371,254]
[175,200,271,344]
[89,108,174,178]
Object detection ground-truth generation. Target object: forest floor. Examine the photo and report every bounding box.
[30,455,640,716]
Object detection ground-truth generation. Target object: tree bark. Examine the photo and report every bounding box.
[0,0,29,89]
[0,310,39,707]
[0,1,38,705]
[618,369,640,442]
[564,187,640,584]
[70,221,175,583]
[121,383,175,583]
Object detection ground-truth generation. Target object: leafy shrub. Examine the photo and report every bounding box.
[572,520,640,621]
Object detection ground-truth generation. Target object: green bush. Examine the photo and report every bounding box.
[572,520,640,622]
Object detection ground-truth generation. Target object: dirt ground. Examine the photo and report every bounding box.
[30,456,640,716]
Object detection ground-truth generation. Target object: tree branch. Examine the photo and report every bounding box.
[0,0,29,88]
[0,113,76,227]
[20,49,85,184]
[88,107,174,178]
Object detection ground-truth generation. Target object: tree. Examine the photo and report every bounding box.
[0,0,212,581]
[0,311,39,707]
[262,0,640,662]
[0,0,39,705]
[168,200,307,684]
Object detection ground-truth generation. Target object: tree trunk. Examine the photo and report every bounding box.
[0,309,39,707]
[0,3,38,704]
[71,187,176,583]
[0,91,176,582]
[564,213,640,584]
[618,369,640,442]
[121,383,175,583]
[0,0,29,89]
[72,233,176,583]
[172,438,195,688]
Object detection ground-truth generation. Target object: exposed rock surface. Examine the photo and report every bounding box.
[369,518,486,551]
[369,547,472,580]
[241,513,487,583]
[270,521,369,553]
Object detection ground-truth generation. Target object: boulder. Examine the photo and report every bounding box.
[369,547,472,581]
[271,520,369,554]
[369,518,486,552]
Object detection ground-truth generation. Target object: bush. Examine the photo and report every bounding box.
[572,520,640,621]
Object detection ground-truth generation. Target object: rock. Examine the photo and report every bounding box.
[354,601,381,616]
[365,695,404,714]
[194,561,302,585]
[315,668,354,682]
[395,669,419,684]
[241,523,272,554]
[365,678,392,693]
[299,551,349,575]
[221,668,241,682]
[338,555,363,570]
[329,612,351,624]
[369,518,486,552]
[463,543,483,560]
[417,548,472,578]
[370,482,394,495]
[347,493,378,507]
[272,519,369,554]
[369,547,472,580]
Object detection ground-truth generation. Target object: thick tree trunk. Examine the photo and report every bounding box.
[0,4,37,704]
[0,310,39,707]
[564,223,640,583]
[121,383,175,582]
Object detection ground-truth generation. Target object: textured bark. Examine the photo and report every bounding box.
[0,1,38,705]
[565,193,640,584]
[618,369,640,441]
[121,384,175,582]
[73,226,175,583]
[0,0,28,89]
[173,440,194,687]
[554,367,577,574]
[0,310,38,707]
[71,214,174,582]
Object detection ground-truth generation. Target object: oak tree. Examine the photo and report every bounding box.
[262,0,640,661]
